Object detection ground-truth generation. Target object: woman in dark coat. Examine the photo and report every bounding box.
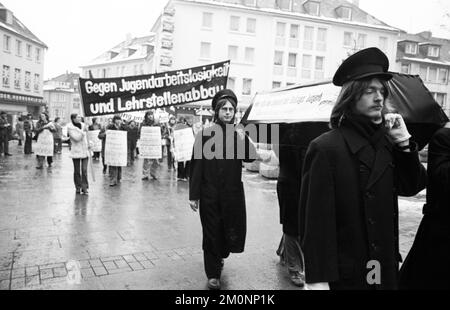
[189,89,256,290]
[399,122,450,290]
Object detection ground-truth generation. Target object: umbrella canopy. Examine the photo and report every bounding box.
[241,73,448,150]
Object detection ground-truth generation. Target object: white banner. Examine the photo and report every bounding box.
[105,130,127,166]
[246,82,340,122]
[173,127,194,162]
[140,127,162,159]
[87,130,102,152]
[35,130,54,156]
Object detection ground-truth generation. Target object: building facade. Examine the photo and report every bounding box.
[396,31,450,116]
[149,0,401,115]
[43,72,81,124]
[0,2,47,124]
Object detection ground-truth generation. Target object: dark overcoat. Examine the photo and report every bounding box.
[189,123,256,257]
[299,126,426,290]
[399,127,450,290]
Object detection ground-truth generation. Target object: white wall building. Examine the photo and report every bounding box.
[149,0,401,111]
[0,2,47,122]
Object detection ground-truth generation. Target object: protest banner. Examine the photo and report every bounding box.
[79,61,230,117]
[105,130,127,166]
[35,130,54,156]
[87,130,102,152]
[173,127,195,162]
[140,127,162,159]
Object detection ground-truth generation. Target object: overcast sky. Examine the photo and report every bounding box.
[2,0,449,80]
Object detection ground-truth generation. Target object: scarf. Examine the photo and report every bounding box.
[341,113,386,149]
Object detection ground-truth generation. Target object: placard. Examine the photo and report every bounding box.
[35,130,54,156]
[105,130,127,166]
[173,127,195,162]
[87,130,102,152]
[140,127,162,159]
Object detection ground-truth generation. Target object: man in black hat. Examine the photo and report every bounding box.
[189,89,257,290]
[298,47,427,290]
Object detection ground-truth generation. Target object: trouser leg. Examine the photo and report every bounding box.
[73,158,81,190]
[203,251,222,279]
[283,234,304,274]
[81,158,89,190]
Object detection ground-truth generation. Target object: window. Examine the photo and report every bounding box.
[25,71,31,90]
[274,51,284,65]
[438,68,448,84]
[428,67,437,82]
[344,32,353,47]
[276,0,290,10]
[340,7,352,20]
[242,78,252,95]
[290,24,299,39]
[379,37,388,52]
[357,34,367,49]
[14,68,21,89]
[2,65,10,87]
[272,81,281,89]
[302,54,312,79]
[432,92,447,108]
[419,66,427,80]
[291,0,302,13]
[306,1,320,16]
[200,42,211,59]
[303,26,314,50]
[140,64,144,74]
[276,22,286,37]
[247,18,256,33]
[227,77,236,91]
[228,45,238,61]
[34,74,40,92]
[243,0,256,6]
[202,12,213,28]
[230,16,240,31]
[405,43,417,55]
[245,47,255,63]
[36,48,41,62]
[401,63,411,74]
[317,28,327,51]
[26,44,32,58]
[3,35,11,52]
[428,46,439,57]
[288,53,297,67]
[16,40,22,56]
[314,56,324,80]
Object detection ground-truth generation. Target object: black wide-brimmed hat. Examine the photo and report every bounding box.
[211,89,238,110]
[333,47,393,86]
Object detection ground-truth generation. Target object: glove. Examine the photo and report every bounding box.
[384,113,411,144]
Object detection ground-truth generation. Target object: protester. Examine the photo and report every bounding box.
[106,115,125,186]
[88,117,102,160]
[67,113,91,195]
[189,89,257,290]
[23,114,34,154]
[140,111,160,180]
[173,117,191,181]
[0,111,12,156]
[15,116,24,147]
[127,120,139,165]
[298,47,427,290]
[53,117,63,154]
[399,121,450,290]
[166,115,177,170]
[34,112,55,169]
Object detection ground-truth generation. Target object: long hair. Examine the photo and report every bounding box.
[70,113,81,129]
[329,78,390,129]
[213,98,237,124]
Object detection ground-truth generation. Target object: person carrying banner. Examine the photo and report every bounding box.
[127,120,139,166]
[34,112,55,169]
[67,113,91,194]
[140,111,160,180]
[89,117,102,160]
[189,89,257,290]
[174,117,191,181]
[298,47,427,290]
[105,115,125,186]
[399,121,450,290]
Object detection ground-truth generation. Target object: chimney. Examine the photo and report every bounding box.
[125,33,133,45]
[418,31,432,39]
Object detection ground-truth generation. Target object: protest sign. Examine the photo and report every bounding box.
[105,130,127,166]
[140,127,162,159]
[35,130,54,156]
[87,130,102,152]
[79,61,230,117]
[173,127,195,162]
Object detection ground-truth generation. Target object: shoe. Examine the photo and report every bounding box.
[82,189,89,195]
[109,183,117,187]
[36,166,43,169]
[5,153,12,156]
[207,278,221,290]
[289,271,305,287]
[142,176,149,181]
[76,189,81,194]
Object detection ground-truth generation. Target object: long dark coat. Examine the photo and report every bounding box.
[399,127,450,290]
[299,126,426,290]
[189,123,256,257]
[276,123,329,236]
